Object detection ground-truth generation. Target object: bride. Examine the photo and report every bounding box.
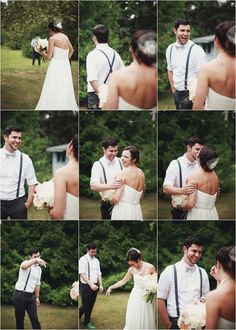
[193,21,235,110]
[104,30,157,110]
[35,21,78,110]
[205,246,235,329]
[50,134,79,220]
[110,146,145,220]
[106,248,157,329]
[183,146,219,220]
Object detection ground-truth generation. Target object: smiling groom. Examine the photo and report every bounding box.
[0,126,38,220]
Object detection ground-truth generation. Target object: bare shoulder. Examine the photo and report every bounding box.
[54,166,68,179]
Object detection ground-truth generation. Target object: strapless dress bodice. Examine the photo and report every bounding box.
[120,185,143,205]
[118,96,156,110]
[205,88,236,110]
[52,46,69,60]
[194,190,217,209]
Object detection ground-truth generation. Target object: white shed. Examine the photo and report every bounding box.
[46,144,68,172]
[193,35,217,61]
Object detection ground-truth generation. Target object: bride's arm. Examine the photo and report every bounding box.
[192,65,209,110]
[106,268,133,296]
[104,72,119,110]
[205,291,220,329]
[50,168,66,219]
[67,38,74,59]
[41,38,54,60]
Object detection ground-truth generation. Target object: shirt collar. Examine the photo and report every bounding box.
[101,155,117,166]
[181,258,197,272]
[174,39,193,49]
[182,153,197,167]
[2,147,18,158]
[96,43,109,50]
[86,253,95,261]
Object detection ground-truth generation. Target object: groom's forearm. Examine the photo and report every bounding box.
[26,185,37,205]
[163,185,184,195]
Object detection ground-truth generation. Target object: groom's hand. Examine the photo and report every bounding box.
[109,179,123,190]
[90,283,98,291]
[182,183,196,195]
[99,285,103,293]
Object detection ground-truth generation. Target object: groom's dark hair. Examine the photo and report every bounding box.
[93,24,109,43]
[174,19,191,30]
[102,137,117,149]
[4,126,22,137]
[87,242,97,250]
[184,236,202,248]
[29,247,40,256]
[186,136,203,147]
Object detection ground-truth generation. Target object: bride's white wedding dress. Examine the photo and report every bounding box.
[111,185,143,220]
[217,316,235,329]
[63,193,79,220]
[124,274,156,329]
[205,88,235,110]
[35,47,78,110]
[118,97,156,110]
[187,190,219,220]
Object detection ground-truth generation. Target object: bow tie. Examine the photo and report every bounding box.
[185,266,195,273]
[5,152,16,158]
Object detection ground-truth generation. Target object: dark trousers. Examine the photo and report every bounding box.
[12,290,41,329]
[100,200,113,220]
[1,196,27,220]
[169,317,180,329]
[79,283,98,324]
[32,50,41,66]
[173,90,193,109]
[87,92,101,110]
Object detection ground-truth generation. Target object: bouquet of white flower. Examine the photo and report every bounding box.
[70,281,79,301]
[33,37,48,53]
[171,194,187,208]
[144,273,157,303]
[178,300,206,330]
[33,179,54,209]
[101,189,116,202]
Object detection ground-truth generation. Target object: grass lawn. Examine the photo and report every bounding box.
[158,191,235,220]
[79,193,157,220]
[1,303,78,329]
[158,92,175,110]
[80,292,157,329]
[1,46,78,109]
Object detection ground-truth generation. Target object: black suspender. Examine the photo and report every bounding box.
[169,43,195,91]
[23,268,31,291]
[85,257,90,280]
[176,159,182,188]
[16,152,23,198]
[173,264,203,317]
[184,43,195,90]
[99,159,123,184]
[99,160,107,184]
[96,49,116,84]
[173,264,180,317]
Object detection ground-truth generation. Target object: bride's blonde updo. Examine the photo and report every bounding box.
[126,248,142,262]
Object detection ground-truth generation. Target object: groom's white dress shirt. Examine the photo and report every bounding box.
[86,43,124,92]
[15,262,42,293]
[163,153,200,189]
[166,39,206,91]
[0,147,37,200]
[90,156,123,198]
[79,253,101,284]
[158,258,209,317]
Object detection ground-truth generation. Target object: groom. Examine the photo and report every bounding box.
[90,137,123,219]
[163,136,203,219]
[0,126,38,220]
[158,236,210,329]
[86,24,124,110]
[79,242,103,329]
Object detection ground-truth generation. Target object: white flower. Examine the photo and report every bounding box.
[33,179,54,209]
[70,281,79,301]
[141,40,156,57]
[34,38,48,53]
[144,273,157,293]
[101,189,116,202]
[207,157,220,170]
[171,195,187,208]
[178,301,206,330]
[55,22,62,29]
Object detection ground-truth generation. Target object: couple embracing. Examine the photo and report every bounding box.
[0,125,79,220]
[90,137,145,220]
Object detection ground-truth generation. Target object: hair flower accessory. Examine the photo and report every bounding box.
[229,247,236,262]
[226,25,236,45]
[54,22,62,29]
[138,32,157,58]
[206,157,220,170]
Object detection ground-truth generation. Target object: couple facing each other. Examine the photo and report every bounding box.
[0,125,79,220]
[163,136,220,220]
[79,243,157,330]
[90,137,145,220]
[158,236,235,329]
[167,19,235,110]
[35,21,78,110]
[86,24,157,110]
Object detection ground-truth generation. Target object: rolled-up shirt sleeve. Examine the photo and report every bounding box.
[86,52,99,82]
[166,45,173,71]
[79,257,87,275]
[25,156,38,186]
[158,266,172,299]
[163,160,177,187]
[90,161,102,185]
